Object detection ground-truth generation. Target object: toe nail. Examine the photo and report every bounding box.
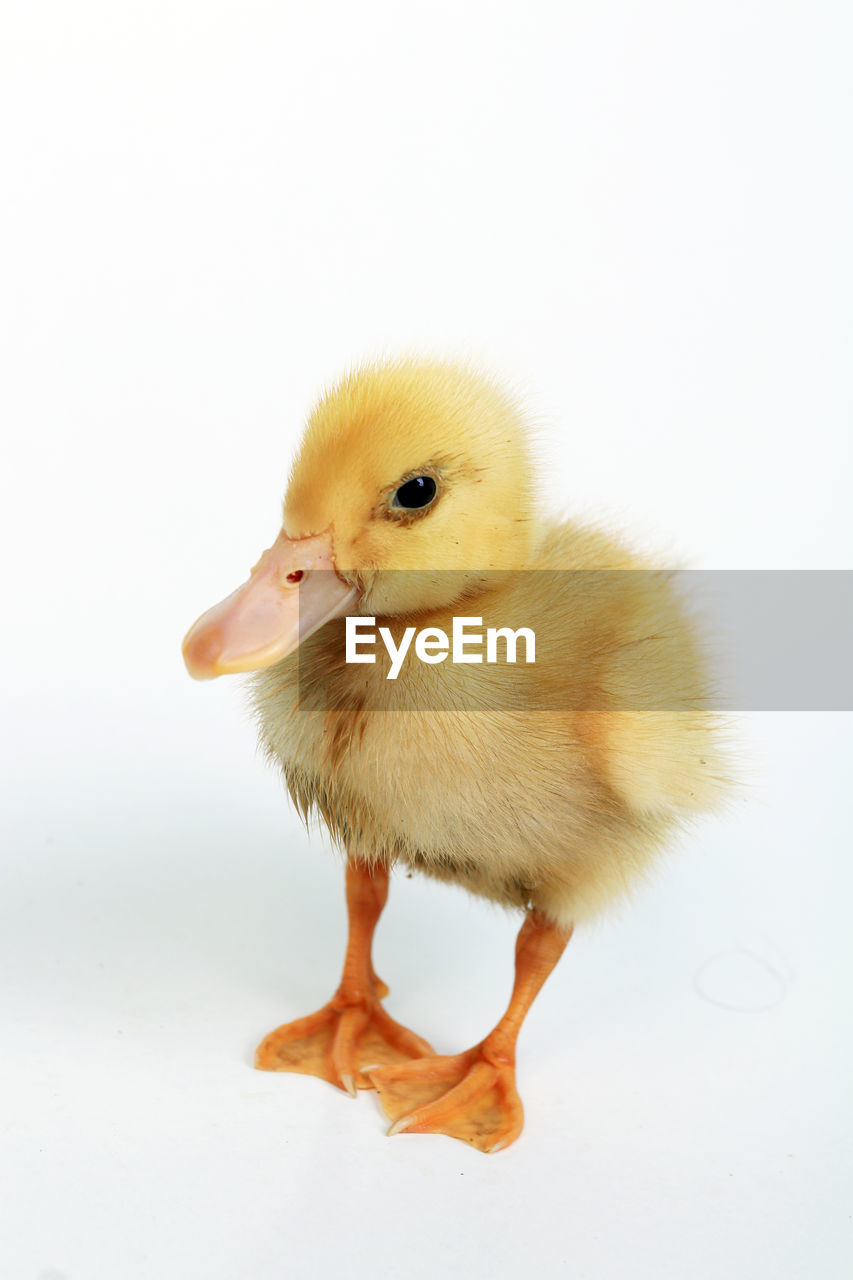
[340,1073,358,1098]
[387,1116,413,1137]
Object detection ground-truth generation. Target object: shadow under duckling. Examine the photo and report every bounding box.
[183,358,729,1153]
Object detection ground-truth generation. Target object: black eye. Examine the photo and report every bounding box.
[392,475,437,510]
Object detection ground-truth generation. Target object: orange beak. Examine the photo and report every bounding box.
[182,530,358,679]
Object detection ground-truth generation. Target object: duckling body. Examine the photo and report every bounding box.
[184,358,728,1152]
[254,521,722,926]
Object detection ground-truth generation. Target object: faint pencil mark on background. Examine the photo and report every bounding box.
[694,936,795,1012]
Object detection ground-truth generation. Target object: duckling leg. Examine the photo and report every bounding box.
[254,861,434,1096]
[367,911,572,1152]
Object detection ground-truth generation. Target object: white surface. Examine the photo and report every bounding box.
[1,2,851,1278]
[2,692,851,1279]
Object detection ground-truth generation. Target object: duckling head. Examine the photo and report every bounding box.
[183,358,536,679]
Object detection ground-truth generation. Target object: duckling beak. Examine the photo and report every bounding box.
[182,530,358,680]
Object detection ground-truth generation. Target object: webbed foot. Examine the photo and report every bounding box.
[367,1047,524,1153]
[255,993,434,1096]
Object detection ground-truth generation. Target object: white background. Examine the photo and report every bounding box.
[1,2,851,1278]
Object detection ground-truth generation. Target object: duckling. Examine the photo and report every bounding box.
[183,358,728,1153]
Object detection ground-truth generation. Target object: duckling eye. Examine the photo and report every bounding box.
[392,475,437,510]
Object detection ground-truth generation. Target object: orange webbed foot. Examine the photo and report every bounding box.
[254,989,434,1097]
[366,1047,524,1153]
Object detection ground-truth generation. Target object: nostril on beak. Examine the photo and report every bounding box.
[285,570,304,584]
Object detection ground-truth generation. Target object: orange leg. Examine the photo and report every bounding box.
[368,911,572,1153]
[255,861,434,1095]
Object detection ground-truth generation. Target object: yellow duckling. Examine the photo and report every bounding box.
[183,358,728,1153]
